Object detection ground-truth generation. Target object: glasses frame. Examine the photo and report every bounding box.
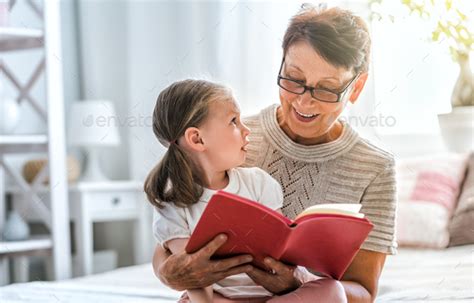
[277,58,360,103]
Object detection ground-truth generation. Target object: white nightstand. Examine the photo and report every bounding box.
[70,181,150,276]
[9,180,152,279]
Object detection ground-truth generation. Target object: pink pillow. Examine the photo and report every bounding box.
[396,153,469,248]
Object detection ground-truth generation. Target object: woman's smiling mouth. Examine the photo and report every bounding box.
[293,107,320,122]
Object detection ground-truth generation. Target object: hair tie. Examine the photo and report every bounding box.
[168,140,178,147]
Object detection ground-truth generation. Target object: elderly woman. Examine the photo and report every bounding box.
[152,4,397,303]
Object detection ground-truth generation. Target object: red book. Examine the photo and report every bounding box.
[185,191,374,280]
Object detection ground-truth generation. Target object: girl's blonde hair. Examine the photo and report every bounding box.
[144,79,231,208]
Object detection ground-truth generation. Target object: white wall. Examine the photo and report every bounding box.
[76,0,130,180]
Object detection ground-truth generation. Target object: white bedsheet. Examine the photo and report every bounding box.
[0,263,182,302]
[377,244,473,302]
[1,245,472,302]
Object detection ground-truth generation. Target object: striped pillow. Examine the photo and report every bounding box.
[395,153,469,248]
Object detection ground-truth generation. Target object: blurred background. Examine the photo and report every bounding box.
[1,0,473,286]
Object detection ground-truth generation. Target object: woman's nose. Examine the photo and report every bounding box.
[296,90,315,107]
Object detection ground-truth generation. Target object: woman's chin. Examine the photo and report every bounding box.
[289,119,326,137]
[286,119,337,144]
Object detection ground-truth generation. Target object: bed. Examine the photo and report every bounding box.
[377,244,473,302]
[1,244,472,302]
[0,263,182,302]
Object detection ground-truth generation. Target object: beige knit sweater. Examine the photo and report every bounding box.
[243,105,398,255]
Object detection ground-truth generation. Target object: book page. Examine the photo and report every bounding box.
[295,203,364,220]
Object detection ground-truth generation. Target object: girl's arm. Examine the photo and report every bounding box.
[166,238,214,303]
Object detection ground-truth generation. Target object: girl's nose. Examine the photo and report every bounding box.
[241,123,250,137]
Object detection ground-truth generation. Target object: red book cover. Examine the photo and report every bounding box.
[185,191,374,280]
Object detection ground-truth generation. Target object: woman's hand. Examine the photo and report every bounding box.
[246,257,302,295]
[155,234,254,291]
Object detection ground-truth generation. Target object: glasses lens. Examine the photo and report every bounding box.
[279,78,305,94]
[312,89,339,102]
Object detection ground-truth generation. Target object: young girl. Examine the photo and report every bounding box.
[144,79,284,303]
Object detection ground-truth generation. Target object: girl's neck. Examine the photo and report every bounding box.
[204,170,229,190]
[181,144,230,190]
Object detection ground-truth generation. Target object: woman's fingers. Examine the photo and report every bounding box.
[193,234,228,259]
[187,261,253,287]
[217,264,254,280]
[246,259,301,295]
[194,234,253,272]
[211,254,253,272]
[264,257,296,275]
[246,266,283,293]
[246,265,269,282]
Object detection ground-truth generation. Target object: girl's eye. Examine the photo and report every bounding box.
[231,117,237,124]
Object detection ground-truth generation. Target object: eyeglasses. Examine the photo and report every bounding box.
[277,59,360,103]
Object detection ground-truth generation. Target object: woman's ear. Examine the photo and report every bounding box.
[183,127,205,152]
[348,72,369,104]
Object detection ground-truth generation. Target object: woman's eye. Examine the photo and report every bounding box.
[287,76,305,84]
[318,86,338,93]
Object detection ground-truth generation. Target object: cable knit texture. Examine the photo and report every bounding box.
[243,104,398,254]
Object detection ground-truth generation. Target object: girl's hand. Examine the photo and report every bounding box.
[246,257,302,295]
[157,234,254,290]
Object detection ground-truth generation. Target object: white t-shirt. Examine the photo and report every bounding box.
[152,167,284,298]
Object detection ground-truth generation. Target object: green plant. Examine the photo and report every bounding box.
[369,0,474,62]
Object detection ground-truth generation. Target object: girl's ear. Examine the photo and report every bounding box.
[184,127,205,152]
[348,72,368,104]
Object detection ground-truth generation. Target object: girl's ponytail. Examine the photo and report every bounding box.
[144,143,203,208]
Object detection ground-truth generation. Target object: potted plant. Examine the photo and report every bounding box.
[370,0,473,152]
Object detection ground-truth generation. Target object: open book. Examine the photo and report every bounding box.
[185,191,373,280]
